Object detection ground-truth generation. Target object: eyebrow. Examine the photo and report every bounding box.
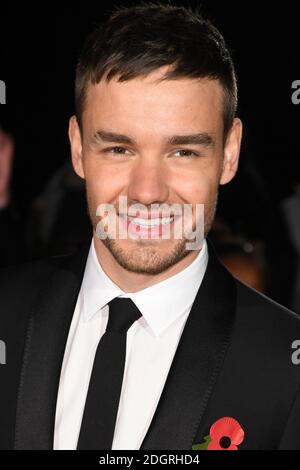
[93,130,215,147]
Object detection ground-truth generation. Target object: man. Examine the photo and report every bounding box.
[0,3,299,450]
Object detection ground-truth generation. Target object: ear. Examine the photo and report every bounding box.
[69,115,85,179]
[220,117,243,185]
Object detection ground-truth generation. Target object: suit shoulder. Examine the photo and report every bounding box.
[0,253,73,292]
[0,253,75,323]
[236,279,300,327]
[235,279,300,365]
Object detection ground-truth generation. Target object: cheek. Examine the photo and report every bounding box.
[174,170,219,205]
[84,159,124,205]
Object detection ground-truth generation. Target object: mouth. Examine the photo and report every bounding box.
[118,213,177,238]
[119,214,175,227]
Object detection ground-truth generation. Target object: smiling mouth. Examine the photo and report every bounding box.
[119,213,175,228]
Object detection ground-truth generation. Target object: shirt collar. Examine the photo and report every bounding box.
[82,237,208,337]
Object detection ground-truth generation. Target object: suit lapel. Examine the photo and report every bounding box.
[140,239,237,450]
[14,244,89,449]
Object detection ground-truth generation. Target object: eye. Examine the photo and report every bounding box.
[103,146,130,155]
[174,149,199,158]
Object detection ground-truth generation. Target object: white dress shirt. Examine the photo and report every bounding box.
[54,237,208,450]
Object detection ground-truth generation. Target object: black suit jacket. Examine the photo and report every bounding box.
[0,238,299,450]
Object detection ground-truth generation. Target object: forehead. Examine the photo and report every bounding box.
[83,68,224,137]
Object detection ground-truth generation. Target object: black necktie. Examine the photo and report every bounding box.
[76,297,142,450]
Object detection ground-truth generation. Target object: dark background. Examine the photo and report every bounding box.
[0,0,299,310]
[0,0,299,208]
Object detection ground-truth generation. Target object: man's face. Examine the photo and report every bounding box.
[69,67,242,275]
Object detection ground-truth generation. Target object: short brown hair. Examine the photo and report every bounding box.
[75,2,238,139]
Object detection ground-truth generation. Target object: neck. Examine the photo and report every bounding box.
[93,235,201,293]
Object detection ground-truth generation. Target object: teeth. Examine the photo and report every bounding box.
[121,215,174,227]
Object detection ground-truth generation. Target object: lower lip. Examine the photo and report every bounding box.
[118,215,176,239]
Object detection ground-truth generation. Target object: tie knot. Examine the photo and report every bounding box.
[106,297,142,332]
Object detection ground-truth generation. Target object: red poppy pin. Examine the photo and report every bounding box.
[192,416,245,450]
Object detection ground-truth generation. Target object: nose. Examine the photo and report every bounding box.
[127,156,169,206]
